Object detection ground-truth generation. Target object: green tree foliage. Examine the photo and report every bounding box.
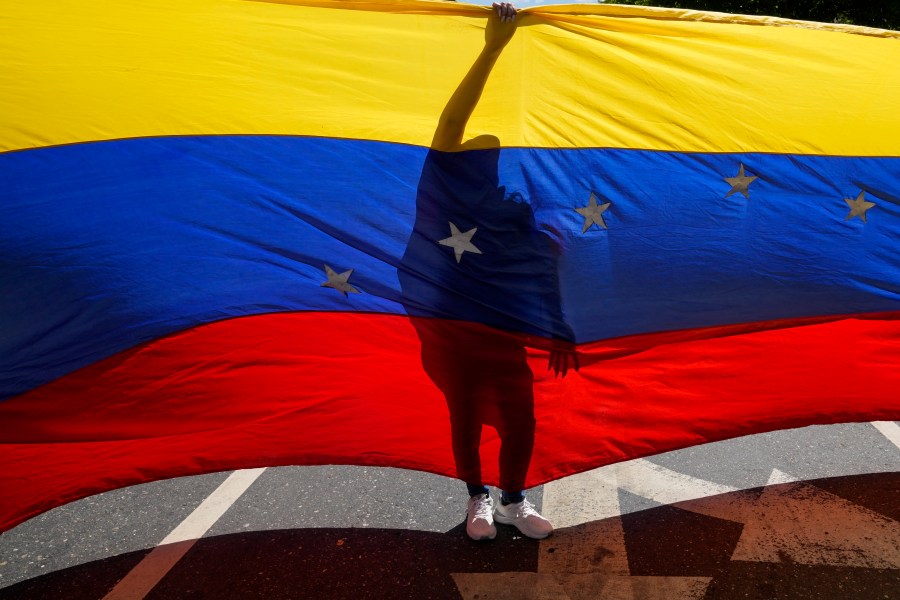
[600,1,900,31]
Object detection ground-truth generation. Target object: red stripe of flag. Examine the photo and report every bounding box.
[2,311,897,532]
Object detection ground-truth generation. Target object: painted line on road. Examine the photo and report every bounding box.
[542,457,738,529]
[531,461,716,599]
[542,463,623,528]
[614,459,738,506]
[726,476,900,569]
[872,421,900,451]
[102,468,266,600]
[766,468,798,485]
[548,420,900,528]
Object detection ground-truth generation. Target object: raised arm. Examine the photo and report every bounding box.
[430,3,518,151]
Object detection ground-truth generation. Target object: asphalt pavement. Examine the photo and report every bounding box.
[1,421,899,599]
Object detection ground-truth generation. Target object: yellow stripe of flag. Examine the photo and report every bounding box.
[2,0,899,155]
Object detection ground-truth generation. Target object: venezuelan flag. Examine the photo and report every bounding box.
[1,0,899,532]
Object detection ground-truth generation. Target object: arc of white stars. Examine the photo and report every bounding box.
[844,190,876,222]
[321,264,360,296]
[575,192,611,233]
[724,163,758,199]
[438,221,481,263]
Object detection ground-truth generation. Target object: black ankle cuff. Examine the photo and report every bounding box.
[500,490,525,505]
[467,483,489,497]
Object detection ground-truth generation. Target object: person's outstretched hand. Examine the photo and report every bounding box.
[486,2,517,50]
[548,347,580,379]
[493,2,517,22]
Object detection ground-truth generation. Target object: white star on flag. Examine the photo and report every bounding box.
[724,163,758,199]
[844,190,876,222]
[438,222,482,263]
[575,192,611,233]
[320,264,360,296]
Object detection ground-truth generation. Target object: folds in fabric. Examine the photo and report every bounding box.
[1,0,899,532]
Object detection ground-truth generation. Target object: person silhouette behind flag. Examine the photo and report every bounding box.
[399,2,578,541]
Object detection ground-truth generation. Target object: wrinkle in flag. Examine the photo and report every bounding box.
[1,0,899,532]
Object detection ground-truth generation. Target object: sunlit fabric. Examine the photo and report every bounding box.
[1,0,899,532]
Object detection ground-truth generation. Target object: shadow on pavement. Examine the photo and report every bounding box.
[1,472,897,599]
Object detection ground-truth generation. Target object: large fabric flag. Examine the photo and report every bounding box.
[1,0,899,532]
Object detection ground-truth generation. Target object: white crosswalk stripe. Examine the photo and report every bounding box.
[102,468,265,600]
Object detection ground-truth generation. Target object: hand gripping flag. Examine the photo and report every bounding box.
[1,0,899,532]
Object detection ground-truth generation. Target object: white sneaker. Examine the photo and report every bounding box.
[466,494,497,541]
[494,499,553,539]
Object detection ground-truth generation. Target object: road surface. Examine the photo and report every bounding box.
[2,421,899,599]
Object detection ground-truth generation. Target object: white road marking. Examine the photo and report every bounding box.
[527,463,713,599]
[541,458,738,530]
[451,573,570,600]
[101,541,196,600]
[562,575,711,600]
[541,463,623,528]
[541,466,630,576]
[451,572,712,600]
[727,479,900,569]
[613,459,737,506]
[872,421,900,451]
[455,420,900,598]
[766,468,797,486]
[547,420,900,524]
[102,468,266,600]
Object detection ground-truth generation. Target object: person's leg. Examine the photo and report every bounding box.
[500,489,524,504]
[414,319,486,488]
[447,391,495,541]
[496,409,534,493]
[491,344,552,539]
[451,410,492,541]
[468,483,490,497]
[418,322,493,540]
[492,339,535,494]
